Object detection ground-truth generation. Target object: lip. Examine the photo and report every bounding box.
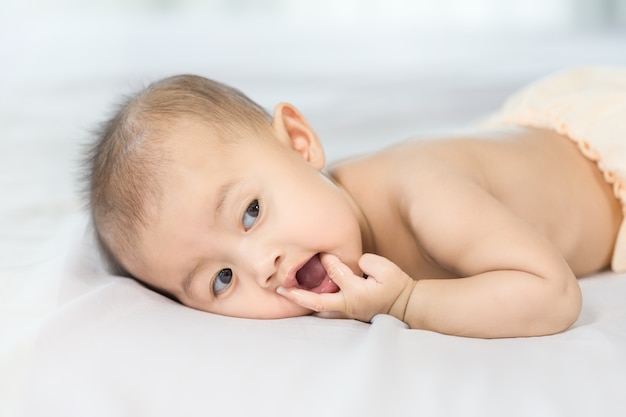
[284,253,339,294]
[283,256,310,289]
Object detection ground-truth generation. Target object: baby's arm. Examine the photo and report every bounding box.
[404,173,583,337]
[278,175,583,338]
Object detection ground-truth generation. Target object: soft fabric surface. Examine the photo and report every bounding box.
[3,11,626,417]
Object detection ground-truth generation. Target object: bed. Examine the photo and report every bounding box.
[2,10,626,417]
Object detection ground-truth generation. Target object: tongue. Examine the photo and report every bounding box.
[296,255,327,290]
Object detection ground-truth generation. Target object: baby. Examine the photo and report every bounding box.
[85,67,626,338]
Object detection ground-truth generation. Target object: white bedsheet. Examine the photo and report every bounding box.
[2,10,626,417]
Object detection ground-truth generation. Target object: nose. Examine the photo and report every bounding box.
[235,237,282,288]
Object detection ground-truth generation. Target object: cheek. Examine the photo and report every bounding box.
[291,177,356,231]
[256,300,313,319]
[274,172,363,265]
[215,286,312,319]
[287,201,358,251]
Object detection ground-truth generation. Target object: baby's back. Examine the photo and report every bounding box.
[330,126,622,278]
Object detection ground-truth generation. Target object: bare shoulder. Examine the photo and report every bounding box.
[330,126,540,209]
[330,126,621,276]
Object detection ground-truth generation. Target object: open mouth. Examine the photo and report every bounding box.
[295,254,339,294]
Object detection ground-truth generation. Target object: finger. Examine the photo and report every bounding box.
[314,311,349,319]
[319,253,355,288]
[276,287,345,313]
[358,253,398,281]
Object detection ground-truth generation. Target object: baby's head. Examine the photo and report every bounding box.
[85,74,364,319]
[86,75,271,276]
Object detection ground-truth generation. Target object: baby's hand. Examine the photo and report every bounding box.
[277,253,416,324]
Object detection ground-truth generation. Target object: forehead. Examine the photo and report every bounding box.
[160,114,270,148]
[157,117,226,154]
[130,118,280,276]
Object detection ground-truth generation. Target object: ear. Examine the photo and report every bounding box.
[271,103,325,170]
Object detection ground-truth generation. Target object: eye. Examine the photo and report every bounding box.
[212,269,233,295]
[242,199,260,230]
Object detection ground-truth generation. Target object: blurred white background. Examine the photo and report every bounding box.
[2,0,626,28]
[2,0,625,128]
[3,0,626,28]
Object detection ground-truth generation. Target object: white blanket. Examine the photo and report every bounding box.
[3,10,626,417]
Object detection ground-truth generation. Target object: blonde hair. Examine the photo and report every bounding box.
[83,74,271,275]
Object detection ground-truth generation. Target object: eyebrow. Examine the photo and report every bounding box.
[213,179,239,225]
[182,263,200,299]
[181,179,240,299]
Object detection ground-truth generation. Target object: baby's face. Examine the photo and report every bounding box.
[130,119,363,319]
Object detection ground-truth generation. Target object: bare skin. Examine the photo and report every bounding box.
[292,126,622,337]
[129,104,622,338]
[332,126,620,279]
